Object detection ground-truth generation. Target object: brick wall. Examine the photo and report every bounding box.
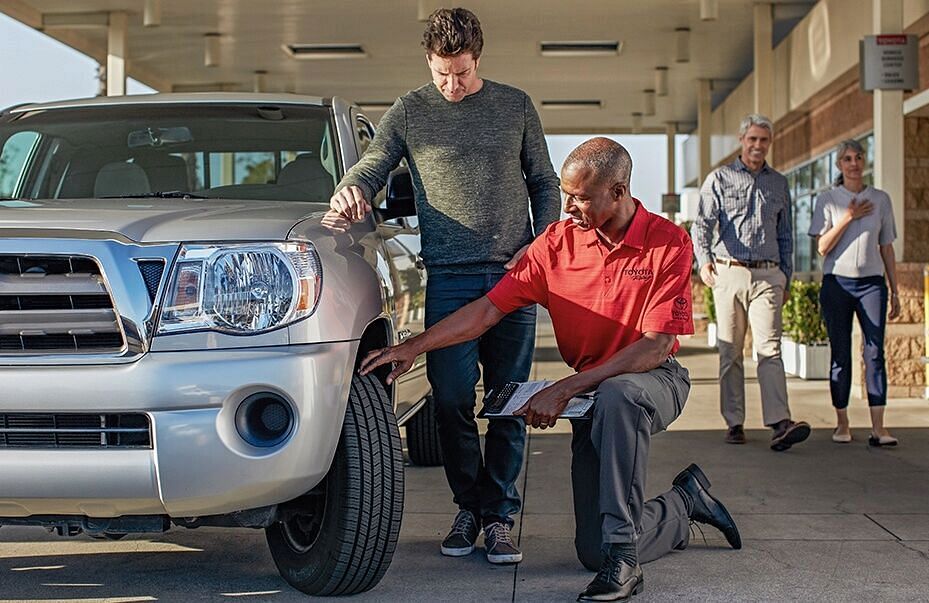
[904,117,929,262]
[867,263,927,398]
[773,80,872,172]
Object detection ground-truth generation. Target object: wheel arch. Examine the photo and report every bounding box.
[355,317,395,404]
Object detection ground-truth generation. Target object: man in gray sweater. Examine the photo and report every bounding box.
[329,8,560,565]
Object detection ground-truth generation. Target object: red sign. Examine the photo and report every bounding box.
[877,35,908,45]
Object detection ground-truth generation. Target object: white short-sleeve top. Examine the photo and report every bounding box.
[808,185,896,278]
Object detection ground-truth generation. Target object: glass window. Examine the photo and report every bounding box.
[356,116,375,156]
[826,152,838,187]
[796,164,812,196]
[793,194,813,273]
[859,134,874,166]
[207,152,276,186]
[812,155,830,191]
[0,104,338,203]
[0,131,40,197]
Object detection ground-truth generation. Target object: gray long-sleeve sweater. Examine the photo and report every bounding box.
[340,80,562,274]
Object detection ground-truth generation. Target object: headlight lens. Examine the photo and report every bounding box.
[157,242,321,335]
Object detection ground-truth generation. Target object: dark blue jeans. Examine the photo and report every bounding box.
[820,274,888,408]
[425,272,536,527]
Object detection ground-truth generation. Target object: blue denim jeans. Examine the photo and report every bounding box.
[820,274,888,407]
[425,272,536,527]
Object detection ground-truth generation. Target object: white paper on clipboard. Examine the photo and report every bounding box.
[481,380,595,419]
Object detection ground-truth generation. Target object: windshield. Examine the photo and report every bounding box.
[0,103,340,202]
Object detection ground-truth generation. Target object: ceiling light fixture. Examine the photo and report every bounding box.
[540,41,621,57]
[655,66,669,96]
[541,100,603,110]
[204,33,221,67]
[675,28,690,63]
[700,0,719,21]
[282,44,367,59]
[143,0,161,27]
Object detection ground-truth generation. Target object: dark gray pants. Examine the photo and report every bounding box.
[571,358,692,570]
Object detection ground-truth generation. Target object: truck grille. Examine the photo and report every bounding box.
[0,255,125,354]
[0,413,151,449]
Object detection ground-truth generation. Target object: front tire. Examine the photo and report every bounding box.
[266,374,404,596]
[405,395,444,467]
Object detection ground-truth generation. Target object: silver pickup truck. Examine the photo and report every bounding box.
[0,93,443,596]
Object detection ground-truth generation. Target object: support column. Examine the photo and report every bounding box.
[874,0,905,258]
[666,122,677,195]
[666,122,678,222]
[107,11,127,96]
[753,3,774,118]
[697,79,712,183]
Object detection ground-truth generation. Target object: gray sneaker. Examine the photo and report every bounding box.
[483,522,522,564]
[441,510,479,557]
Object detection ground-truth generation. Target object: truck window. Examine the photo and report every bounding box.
[0,131,40,198]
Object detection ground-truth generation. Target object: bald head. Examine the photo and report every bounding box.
[563,137,633,187]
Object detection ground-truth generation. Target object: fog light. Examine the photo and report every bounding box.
[235,393,295,448]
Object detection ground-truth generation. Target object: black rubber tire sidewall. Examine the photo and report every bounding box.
[405,395,444,467]
[265,374,404,596]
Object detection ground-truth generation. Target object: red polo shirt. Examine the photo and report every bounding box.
[487,199,694,372]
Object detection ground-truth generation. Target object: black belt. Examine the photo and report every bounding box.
[716,257,779,269]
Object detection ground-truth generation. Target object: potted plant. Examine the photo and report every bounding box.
[781,281,829,380]
[704,285,718,348]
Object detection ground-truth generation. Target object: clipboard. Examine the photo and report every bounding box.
[478,380,595,420]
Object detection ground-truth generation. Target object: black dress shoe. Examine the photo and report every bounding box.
[770,420,811,451]
[672,463,742,550]
[577,555,643,602]
[725,424,746,444]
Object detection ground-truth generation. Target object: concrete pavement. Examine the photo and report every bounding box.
[2,319,929,602]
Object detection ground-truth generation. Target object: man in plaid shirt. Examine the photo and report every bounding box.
[692,113,811,452]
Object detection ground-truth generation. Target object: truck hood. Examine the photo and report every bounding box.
[0,198,328,242]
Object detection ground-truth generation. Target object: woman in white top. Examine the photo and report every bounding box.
[808,139,900,446]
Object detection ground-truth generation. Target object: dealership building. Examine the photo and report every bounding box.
[3,0,929,396]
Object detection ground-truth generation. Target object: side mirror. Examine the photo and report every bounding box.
[377,168,416,220]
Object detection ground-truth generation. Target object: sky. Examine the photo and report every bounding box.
[0,13,687,213]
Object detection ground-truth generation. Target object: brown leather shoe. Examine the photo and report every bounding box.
[770,420,811,451]
[725,425,746,445]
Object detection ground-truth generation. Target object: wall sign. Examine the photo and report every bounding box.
[860,34,919,91]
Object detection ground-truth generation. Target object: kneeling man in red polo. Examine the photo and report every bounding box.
[361,138,741,602]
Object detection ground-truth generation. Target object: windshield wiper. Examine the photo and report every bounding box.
[101,191,210,199]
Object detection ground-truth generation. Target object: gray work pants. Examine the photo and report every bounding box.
[570,358,692,570]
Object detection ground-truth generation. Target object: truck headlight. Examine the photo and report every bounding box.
[156,242,322,335]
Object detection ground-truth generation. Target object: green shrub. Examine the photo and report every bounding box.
[703,285,716,323]
[782,281,828,345]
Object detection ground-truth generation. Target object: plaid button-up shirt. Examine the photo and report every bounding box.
[691,157,793,282]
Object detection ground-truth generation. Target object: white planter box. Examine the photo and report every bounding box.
[781,338,798,376]
[755,338,799,374]
[707,322,718,348]
[796,342,830,380]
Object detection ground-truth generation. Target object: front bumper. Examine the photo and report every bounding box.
[0,340,358,518]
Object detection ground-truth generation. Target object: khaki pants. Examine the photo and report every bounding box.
[714,263,790,427]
